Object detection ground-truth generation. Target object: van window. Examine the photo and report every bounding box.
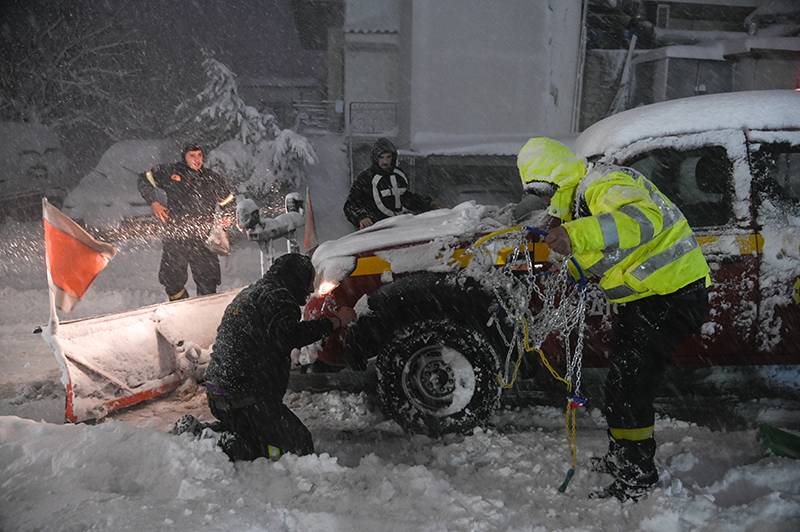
[622,146,734,228]
[751,143,800,208]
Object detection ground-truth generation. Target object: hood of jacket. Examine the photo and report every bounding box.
[370,137,397,170]
[266,253,315,305]
[517,137,587,221]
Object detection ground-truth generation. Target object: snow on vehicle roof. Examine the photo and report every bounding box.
[311,201,504,282]
[575,90,800,158]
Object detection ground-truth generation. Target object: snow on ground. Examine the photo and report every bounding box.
[3,391,800,531]
[2,134,800,530]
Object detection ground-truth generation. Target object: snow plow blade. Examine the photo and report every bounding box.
[43,290,239,423]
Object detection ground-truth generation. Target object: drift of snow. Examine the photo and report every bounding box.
[3,394,800,531]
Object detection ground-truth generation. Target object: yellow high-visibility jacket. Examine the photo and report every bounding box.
[562,165,710,303]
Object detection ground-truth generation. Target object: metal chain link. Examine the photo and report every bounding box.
[463,229,588,394]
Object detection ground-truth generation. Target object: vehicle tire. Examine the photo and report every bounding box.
[376,318,501,436]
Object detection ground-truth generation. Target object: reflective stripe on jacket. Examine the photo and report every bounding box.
[562,165,710,303]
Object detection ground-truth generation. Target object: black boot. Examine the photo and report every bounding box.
[590,430,622,475]
[170,414,225,438]
[590,438,658,502]
[170,414,201,436]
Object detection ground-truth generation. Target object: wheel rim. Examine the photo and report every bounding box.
[401,344,476,417]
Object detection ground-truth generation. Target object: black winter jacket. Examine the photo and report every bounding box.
[203,254,333,400]
[137,161,233,238]
[343,137,433,228]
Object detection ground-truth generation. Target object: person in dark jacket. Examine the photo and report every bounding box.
[138,144,235,301]
[343,137,434,229]
[201,253,355,461]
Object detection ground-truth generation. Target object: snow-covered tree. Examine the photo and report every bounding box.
[172,58,281,146]
[269,129,319,189]
[0,4,144,139]
[177,58,318,205]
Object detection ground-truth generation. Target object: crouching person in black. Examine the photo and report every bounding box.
[201,253,355,461]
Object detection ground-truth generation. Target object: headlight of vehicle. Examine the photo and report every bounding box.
[316,280,338,296]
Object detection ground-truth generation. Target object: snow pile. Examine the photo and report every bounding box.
[2,395,800,531]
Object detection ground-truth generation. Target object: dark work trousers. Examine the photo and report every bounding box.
[159,236,220,298]
[604,279,708,430]
[208,396,314,461]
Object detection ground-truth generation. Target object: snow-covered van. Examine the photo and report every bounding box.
[63,139,178,229]
[305,90,800,435]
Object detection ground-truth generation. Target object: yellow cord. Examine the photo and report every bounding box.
[499,317,580,475]
[495,317,574,392]
[522,319,572,391]
[469,226,581,483]
[470,226,522,250]
[566,403,577,468]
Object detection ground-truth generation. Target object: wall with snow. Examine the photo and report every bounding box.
[399,0,582,146]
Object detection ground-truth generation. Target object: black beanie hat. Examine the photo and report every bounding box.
[268,253,315,305]
[182,143,204,158]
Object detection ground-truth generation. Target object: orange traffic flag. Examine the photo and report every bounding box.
[42,198,117,313]
[303,186,319,251]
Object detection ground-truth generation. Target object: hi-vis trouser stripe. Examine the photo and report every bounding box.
[266,445,282,460]
[610,425,655,441]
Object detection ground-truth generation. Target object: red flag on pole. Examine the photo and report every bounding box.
[303,186,319,251]
[42,198,116,313]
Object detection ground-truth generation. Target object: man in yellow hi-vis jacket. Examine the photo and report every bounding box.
[517,137,710,501]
